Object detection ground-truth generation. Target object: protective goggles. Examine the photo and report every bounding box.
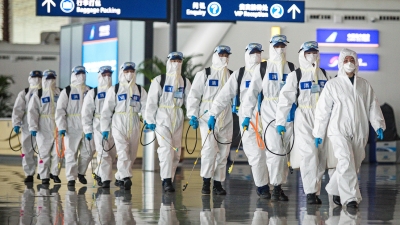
[245,43,263,54]
[167,52,184,60]
[214,45,232,55]
[121,62,135,71]
[72,66,87,75]
[99,66,113,74]
[29,70,43,78]
[270,35,289,46]
[43,70,57,79]
[299,41,319,53]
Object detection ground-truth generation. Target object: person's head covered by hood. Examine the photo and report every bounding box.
[338,48,359,78]
[245,43,263,69]
[29,70,43,88]
[42,70,57,90]
[212,45,232,69]
[269,34,289,62]
[166,52,183,76]
[71,66,87,85]
[98,66,113,89]
[120,62,136,84]
[298,41,320,69]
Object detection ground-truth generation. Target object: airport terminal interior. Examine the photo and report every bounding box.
[1,0,400,224]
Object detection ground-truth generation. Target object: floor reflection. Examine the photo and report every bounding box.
[0,158,399,224]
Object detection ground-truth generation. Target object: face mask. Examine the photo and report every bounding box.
[29,77,41,86]
[171,62,180,71]
[343,62,356,73]
[124,72,134,82]
[44,79,55,88]
[275,48,286,55]
[249,53,261,65]
[76,74,85,84]
[220,57,229,65]
[305,54,318,64]
[102,76,111,84]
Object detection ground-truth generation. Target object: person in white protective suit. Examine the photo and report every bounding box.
[187,45,233,195]
[27,70,62,185]
[12,70,42,183]
[241,35,297,201]
[145,52,192,192]
[275,41,329,204]
[82,66,116,189]
[208,43,271,198]
[101,62,148,190]
[313,48,385,209]
[55,66,93,187]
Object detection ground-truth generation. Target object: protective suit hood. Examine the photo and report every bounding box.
[28,76,42,88]
[212,52,228,69]
[70,72,86,85]
[338,48,359,77]
[269,43,286,62]
[298,48,320,70]
[119,70,136,85]
[42,78,56,91]
[98,72,112,90]
[245,50,261,69]
[166,59,182,76]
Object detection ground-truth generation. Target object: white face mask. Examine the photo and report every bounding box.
[29,77,41,86]
[275,48,286,55]
[220,57,228,65]
[305,54,318,64]
[171,62,180,71]
[249,53,261,65]
[76,74,86,84]
[44,79,55,88]
[343,62,356,73]
[124,72,134,82]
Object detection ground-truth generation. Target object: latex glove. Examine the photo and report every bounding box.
[146,124,156,131]
[276,125,286,135]
[102,131,109,140]
[59,130,66,136]
[208,116,216,130]
[85,133,92,141]
[377,128,384,140]
[189,116,199,129]
[287,103,297,122]
[242,117,250,129]
[14,126,20,134]
[30,131,37,137]
[315,138,323,148]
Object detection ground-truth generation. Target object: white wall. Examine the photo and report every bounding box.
[153,0,400,133]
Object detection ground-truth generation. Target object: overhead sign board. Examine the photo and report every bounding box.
[82,21,119,87]
[181,0,305,22]
[320,53,379,71]
[37,0,167,20]
[317,29,379,47]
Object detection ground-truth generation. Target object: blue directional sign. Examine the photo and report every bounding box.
[317,29,379,47]
[320,53,379,71]
[181,0,305,22]
[37,0,167,20]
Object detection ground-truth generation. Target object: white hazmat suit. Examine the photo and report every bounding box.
[209,49,268,189]
[145,59,191,182]
[275,46,328,197]
[82,70,116,182]
[55,70,93,182]
[187,52,233,182]
[27,75,62,180]
[241,42,296,187]
[12,73,42,177]
[313,48,386,205]
[101,68,147,181]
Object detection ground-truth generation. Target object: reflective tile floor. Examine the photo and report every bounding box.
[0,156,400,224]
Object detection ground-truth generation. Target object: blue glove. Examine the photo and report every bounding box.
[189,116,199,129]
[146,124,156,131]
[208,116,216,130]
[85,133,92,141]
[242,117,250,129]
[276,125,286,135]
[144,120,147,126]
[30,131,37,137]
[59,130,66,136]
[14,126,20,134]
[287,103,297,122]
[315,138,323,148]
[102,131,109,140]
[377,128,384,140]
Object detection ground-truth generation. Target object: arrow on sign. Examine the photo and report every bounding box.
[287,4,301,19]
[42,0,56,13]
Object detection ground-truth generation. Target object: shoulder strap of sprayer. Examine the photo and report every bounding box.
[236,67,246,106]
